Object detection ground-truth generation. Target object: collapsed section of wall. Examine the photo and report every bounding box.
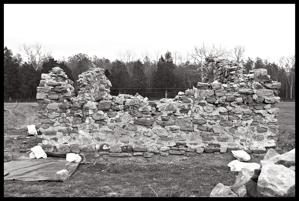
[36,60,281,157]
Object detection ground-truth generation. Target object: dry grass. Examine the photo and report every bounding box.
[276,102,295,153]
[4,102,39,131]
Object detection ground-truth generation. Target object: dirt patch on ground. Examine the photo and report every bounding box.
[3,102,295,197]
[4,154,237,197]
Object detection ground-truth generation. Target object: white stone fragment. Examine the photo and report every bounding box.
[30,145,47,159]
[261,148,295,165]
[210,183,238,197]
[228,160,260,172]
[29,152,36,159]
[231,150,251,161]
[27,125,37,136]
[56,169,69,180]
[66,153,82,163]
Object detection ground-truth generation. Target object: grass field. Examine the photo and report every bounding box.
[3,102,295,197]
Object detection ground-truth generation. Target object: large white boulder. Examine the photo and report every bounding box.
[210,183,238,197]
[231,150,251,161]
[228,160,260,172]
[261,148,295,167]
[263,148,280,161]
[257,163,295,197]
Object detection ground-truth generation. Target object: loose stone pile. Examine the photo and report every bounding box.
[35,59,281,157]
[210,148,295,197]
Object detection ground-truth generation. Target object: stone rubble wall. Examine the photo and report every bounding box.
[36,59,281,157]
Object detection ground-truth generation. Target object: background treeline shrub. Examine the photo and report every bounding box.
[4,47,295,102]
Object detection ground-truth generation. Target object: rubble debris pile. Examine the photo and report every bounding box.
[210,148,295,197]
[35,59,281,157]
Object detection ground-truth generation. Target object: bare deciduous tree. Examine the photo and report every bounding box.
[192,43,229,63]
[279,56,295,100]
[232,46,245,63]
[22,43,51,71]
[191,43,229,81]
[122,50,137,63]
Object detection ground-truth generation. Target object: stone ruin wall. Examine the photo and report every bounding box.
[35,59,281,157]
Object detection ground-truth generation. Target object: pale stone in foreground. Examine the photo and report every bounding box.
[261,148,295,166]
[257,163,295,197]
[210,183,238,197]
[66,153,82,163]
[263,148,279,161]
[231,150,251,161]
[232,168,255,189]
[30,145,47,159]
[228,160,260,172]
[56,169,69,180]
[27,125,37,136]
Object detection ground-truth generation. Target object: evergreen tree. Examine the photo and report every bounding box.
[254,57,264,69]
[67,53,92,81]
[243,57,254,73]
[153,51,177,97]
[18,63,38,100]
[4,47,21,101]
[130,60,147,95]
[110,60,130,94]
[40,57,75,82]
[104,69,112,81]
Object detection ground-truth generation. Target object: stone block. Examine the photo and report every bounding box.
[253,68,268,78]
[109,144,122,153]
[36,92,47,99]
[134,117,154,127]
[98,100,112,111]
[160,152,169,157]
[204,144,220,153]
[133,145,147,152]
[70,144,81,153]
[169,150,185,155]
[47,103,60,110]
[216,137,229,142]
[238,88,254,94]
[192,118,207,125]
[256,89,274,97]
[195,147,204,154]
[109,153,132,157]
[57,144,70,153]
[176,118,193,132]
[133,152,144,156]
[143,152,154,158]
[197,82,211,90]
[220,146,228,153]
[264,82,281,89]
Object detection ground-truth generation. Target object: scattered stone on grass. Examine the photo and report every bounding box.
[210,183,238,197]
[231,150,251,162]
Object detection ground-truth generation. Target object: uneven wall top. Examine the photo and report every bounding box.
[76,67,112,103]
[36,67,75,102]
[35,60,281,157]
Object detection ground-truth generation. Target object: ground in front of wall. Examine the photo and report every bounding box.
[3,102,295,197]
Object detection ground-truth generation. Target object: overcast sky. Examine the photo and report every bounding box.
[4,4,295,63]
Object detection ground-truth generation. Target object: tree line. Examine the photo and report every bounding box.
[4,45,295,102]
